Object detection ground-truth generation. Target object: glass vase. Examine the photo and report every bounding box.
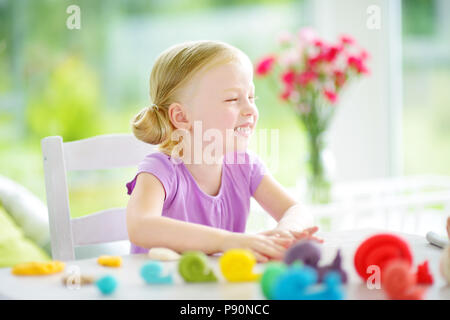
[304,131,334,204]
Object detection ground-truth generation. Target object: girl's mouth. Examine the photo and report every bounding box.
[233,124,252,138]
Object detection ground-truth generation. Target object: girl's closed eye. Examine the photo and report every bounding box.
[225,96,259,103]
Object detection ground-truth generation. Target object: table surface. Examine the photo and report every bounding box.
[1,228,449,300]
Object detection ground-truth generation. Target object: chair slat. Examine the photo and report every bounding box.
[72,208,129,246]
[64,134,156,171]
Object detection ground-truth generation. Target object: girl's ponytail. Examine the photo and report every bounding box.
[131,104,172,145]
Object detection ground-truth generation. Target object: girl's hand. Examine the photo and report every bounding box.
[220,232,291,263]
[258,226,324,245]
[447,216,450,239]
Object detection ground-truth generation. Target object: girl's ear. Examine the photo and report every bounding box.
[168,102,191,130]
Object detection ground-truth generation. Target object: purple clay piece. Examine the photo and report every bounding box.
[284,240,321,268]
[317,249,348,284]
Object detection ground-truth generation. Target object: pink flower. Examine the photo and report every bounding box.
[277,30,294,45]
[297,70,318,86]
[333,70,346,88]
[298,27,318,43]
[323,90,338,104]
[280,84,294,101]
[281,70,296,86]
[279,47,301,67]
[314,39,325,48]
[340,35,354,45]
[324,46,341,62]
[255,55,276,76]
[359,49,370,61]
[347,56,369,74]
[307,53,323,68]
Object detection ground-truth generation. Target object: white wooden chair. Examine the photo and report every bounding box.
[41,134,157,261]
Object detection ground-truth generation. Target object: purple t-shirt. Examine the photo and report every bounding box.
[125,151,267,254]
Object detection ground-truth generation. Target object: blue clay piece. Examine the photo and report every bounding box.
[272,266,344,300]
[317,250,348,284]
[272,266,317,300]
[96,275,118,295]
[283,240,321,268]
[140,261,173,284]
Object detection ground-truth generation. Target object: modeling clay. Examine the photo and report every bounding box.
[354,233,413,281]
[140,261,173,284]
[219,249,260,282]
[62,274,95,286]
[148,247,181,261]
[272,265,344,300]
[97,255,122,268]
[284,240,321,268]
[440,245,450,284]
[178,251,217,282]
[12,261,65,276]
[416,260,433,285]
[96,275,118,295]
[260,262,287,300]
[317,250,348,284]
[272,265,317,300]
[382,259,426,300]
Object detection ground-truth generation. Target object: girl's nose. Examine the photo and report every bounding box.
[241,100,257,117]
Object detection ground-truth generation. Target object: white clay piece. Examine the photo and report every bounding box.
[440,245,450,284]
[148,247,181,261]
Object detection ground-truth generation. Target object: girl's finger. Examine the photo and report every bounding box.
[252,251,269,263]
[301,226,319,235]
[272,237,294,248]
[254,241,285,260]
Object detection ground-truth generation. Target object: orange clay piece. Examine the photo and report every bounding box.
[12,261,65,276]
[97,255,122,267]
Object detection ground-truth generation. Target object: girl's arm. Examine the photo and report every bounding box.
[253,174,315,232]
[126,173,290,260]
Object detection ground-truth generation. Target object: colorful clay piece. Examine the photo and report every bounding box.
[11,261,65,276]
[317,250,348,284]
[272,265,317,300]
[140,261,173,284]
[148,247,181,261]
[382,259,426,300]
[440,245,450,284]
[272,265,344,300]
[284,240,321,268]
[97,255,122,268]
[96,275,118,295]
[260,262,287,300]
[62,274,95,286]
[416,261,433,285]
[354,233,413,281]
[219,249,261,282]
[178,251,217,282]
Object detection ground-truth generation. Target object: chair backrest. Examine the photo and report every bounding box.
[41,134,157,261]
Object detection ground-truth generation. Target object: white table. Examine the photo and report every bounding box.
[0,229,449,300]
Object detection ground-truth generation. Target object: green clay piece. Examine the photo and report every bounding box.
[178,251,217,282]
[260,262,287,299]
[292,261,304,269]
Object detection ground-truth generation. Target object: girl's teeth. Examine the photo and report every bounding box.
[234,127,251,135]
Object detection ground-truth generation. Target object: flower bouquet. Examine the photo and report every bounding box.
[255,28,370,204]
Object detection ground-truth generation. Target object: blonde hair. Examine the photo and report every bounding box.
[131,40,250,156]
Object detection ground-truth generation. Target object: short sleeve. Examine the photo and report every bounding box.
[247,150,268,196]
[125,153,176,202]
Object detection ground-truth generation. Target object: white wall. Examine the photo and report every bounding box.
[311,0,403,182]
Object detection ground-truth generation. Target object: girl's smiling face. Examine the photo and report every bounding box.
[181,57,259,156]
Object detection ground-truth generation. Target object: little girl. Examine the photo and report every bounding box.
[126,40,322,262]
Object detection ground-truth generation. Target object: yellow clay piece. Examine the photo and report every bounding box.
[97,255,122,267]
[12,261,65,276]
[219,249,261,282]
